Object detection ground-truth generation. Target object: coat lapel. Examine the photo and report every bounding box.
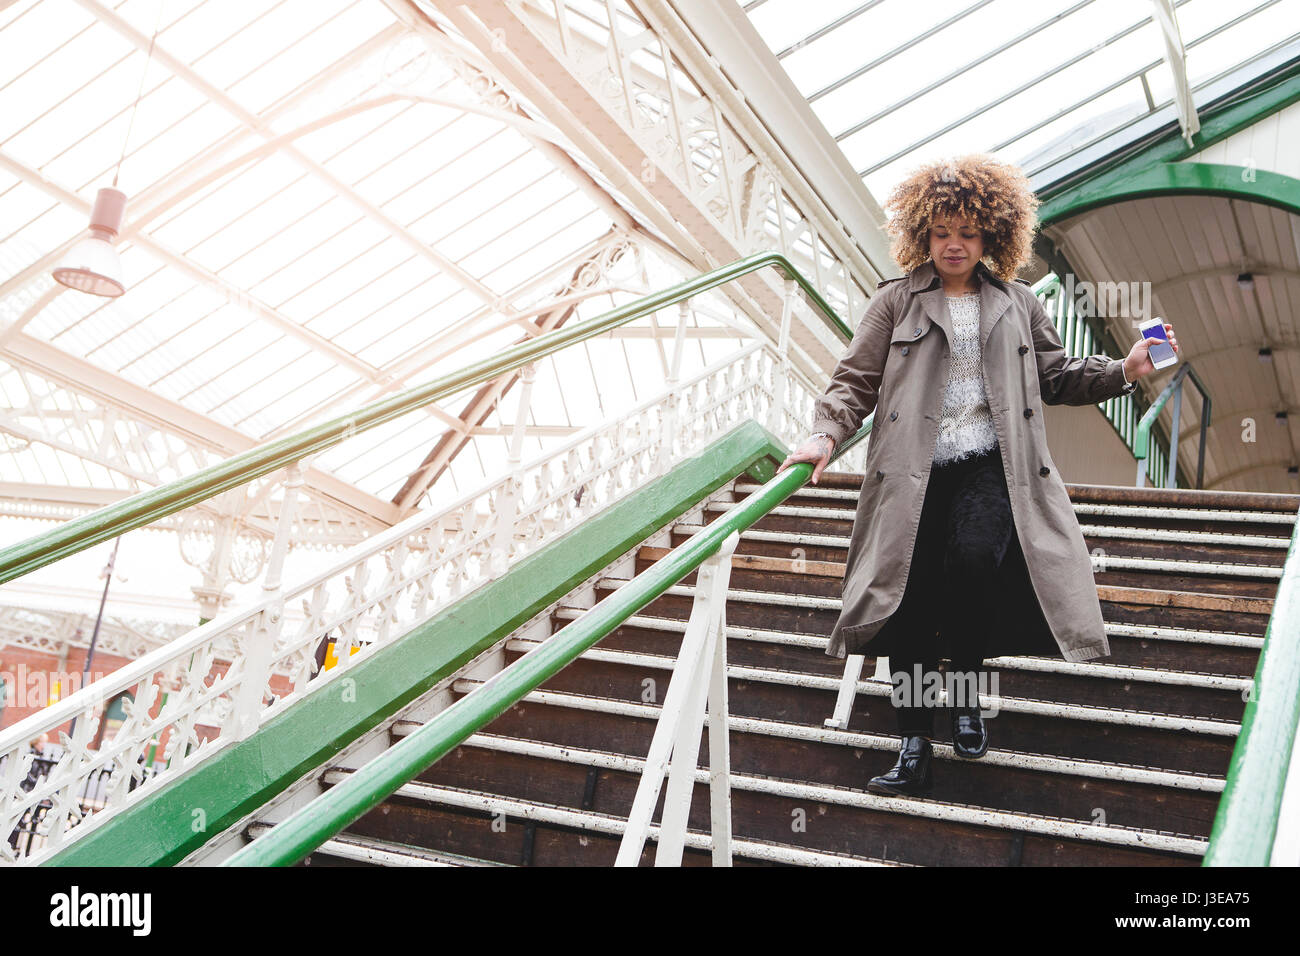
[908,262,951,345]
[907,259,1011,350]
[975,260,1012,352]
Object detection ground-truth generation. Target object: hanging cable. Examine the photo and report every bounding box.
[112,0,166,189]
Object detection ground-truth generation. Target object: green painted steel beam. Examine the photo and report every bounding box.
[0,252,851,587]
[1204,499,1300,865]
[1042,160,1300,228]
[221,419,873,866]
[1038,62,1300,220]
[41,419,792,866]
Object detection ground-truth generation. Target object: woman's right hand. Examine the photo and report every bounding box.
[777,434,834,484]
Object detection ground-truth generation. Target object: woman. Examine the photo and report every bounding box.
[776,154,1179,797]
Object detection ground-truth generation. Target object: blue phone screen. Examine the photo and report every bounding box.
[1143,323,1175,363]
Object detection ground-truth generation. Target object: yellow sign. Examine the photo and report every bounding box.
[321,640,360,671]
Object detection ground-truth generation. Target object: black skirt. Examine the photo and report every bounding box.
[864,441,1060,663]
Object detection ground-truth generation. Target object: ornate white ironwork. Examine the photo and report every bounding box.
[430,0,873,381]
[524,0,873,308]
[0,607,187,662]
[0,335,851,864]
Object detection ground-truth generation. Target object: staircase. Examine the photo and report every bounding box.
[234,474,1298,867]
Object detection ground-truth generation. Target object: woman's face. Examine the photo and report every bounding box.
[929,216,984,284]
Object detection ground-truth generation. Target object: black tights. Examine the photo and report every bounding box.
[886,443,1014,736]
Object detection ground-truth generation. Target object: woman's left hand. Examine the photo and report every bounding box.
[1123,322,1179,381]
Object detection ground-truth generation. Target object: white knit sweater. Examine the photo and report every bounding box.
[932,293,999,466]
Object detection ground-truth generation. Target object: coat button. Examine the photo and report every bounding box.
[913,328,922,337]
[876,470,885,480]
[889,410,898,421]
[1039,465,1050,477]
[901,345,909,355]
[1023,408,1034,418]
[1018,344,1029,355]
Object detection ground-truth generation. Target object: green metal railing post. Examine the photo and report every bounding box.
[1133,362,1211,489]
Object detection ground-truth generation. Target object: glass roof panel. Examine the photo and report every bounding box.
[0,0,769,541]
[741,0,1300,197]
[1,203,85,260]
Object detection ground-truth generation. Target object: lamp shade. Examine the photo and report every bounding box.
[52,187,127,297]
[53,235,125,297]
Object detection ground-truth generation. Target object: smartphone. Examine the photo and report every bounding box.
[1137,317,1177,370]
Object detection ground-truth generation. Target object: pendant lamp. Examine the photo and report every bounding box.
[53,187,127,297]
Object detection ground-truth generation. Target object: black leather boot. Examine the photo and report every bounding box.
[951,704,989,759]
[866,735,933,797]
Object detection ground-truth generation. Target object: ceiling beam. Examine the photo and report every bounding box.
[1179,403,1298,444]
[465,425,582,436]
[386,0,704,274]
[1207,458,1296,490]
[264,233,647,440]
[1151,342,1300,368]
[0,580,201,625]
[0,24,408,308]
[602,326,750,338]
[1151,266,1300,299]
[1,331,400,526]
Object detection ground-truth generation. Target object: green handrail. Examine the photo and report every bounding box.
[0,252,851,587]
[1204,498,1300,866]
[221,419,873,866]
[1133,361,1211,462]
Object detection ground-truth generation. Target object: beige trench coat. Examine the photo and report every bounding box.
[811,259,1131,663]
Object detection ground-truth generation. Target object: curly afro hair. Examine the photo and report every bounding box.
[882,154,1040,282]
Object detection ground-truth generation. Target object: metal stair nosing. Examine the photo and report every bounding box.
[664,538,1285,579]
[443,679,1228,791]
[554,605,1265,652]
[344,738,1209,857]
[719,501,1300,526]
[726,483,1300,526]
[317,769,903,867]
[245,823,505,867]
[509,633,1252,703]
[555,606,1261,680]
[598,575,1277,618]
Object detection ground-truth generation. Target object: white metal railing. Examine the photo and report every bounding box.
[825,654,892,731]
[616,531,739,866]
[0,322,857,864]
